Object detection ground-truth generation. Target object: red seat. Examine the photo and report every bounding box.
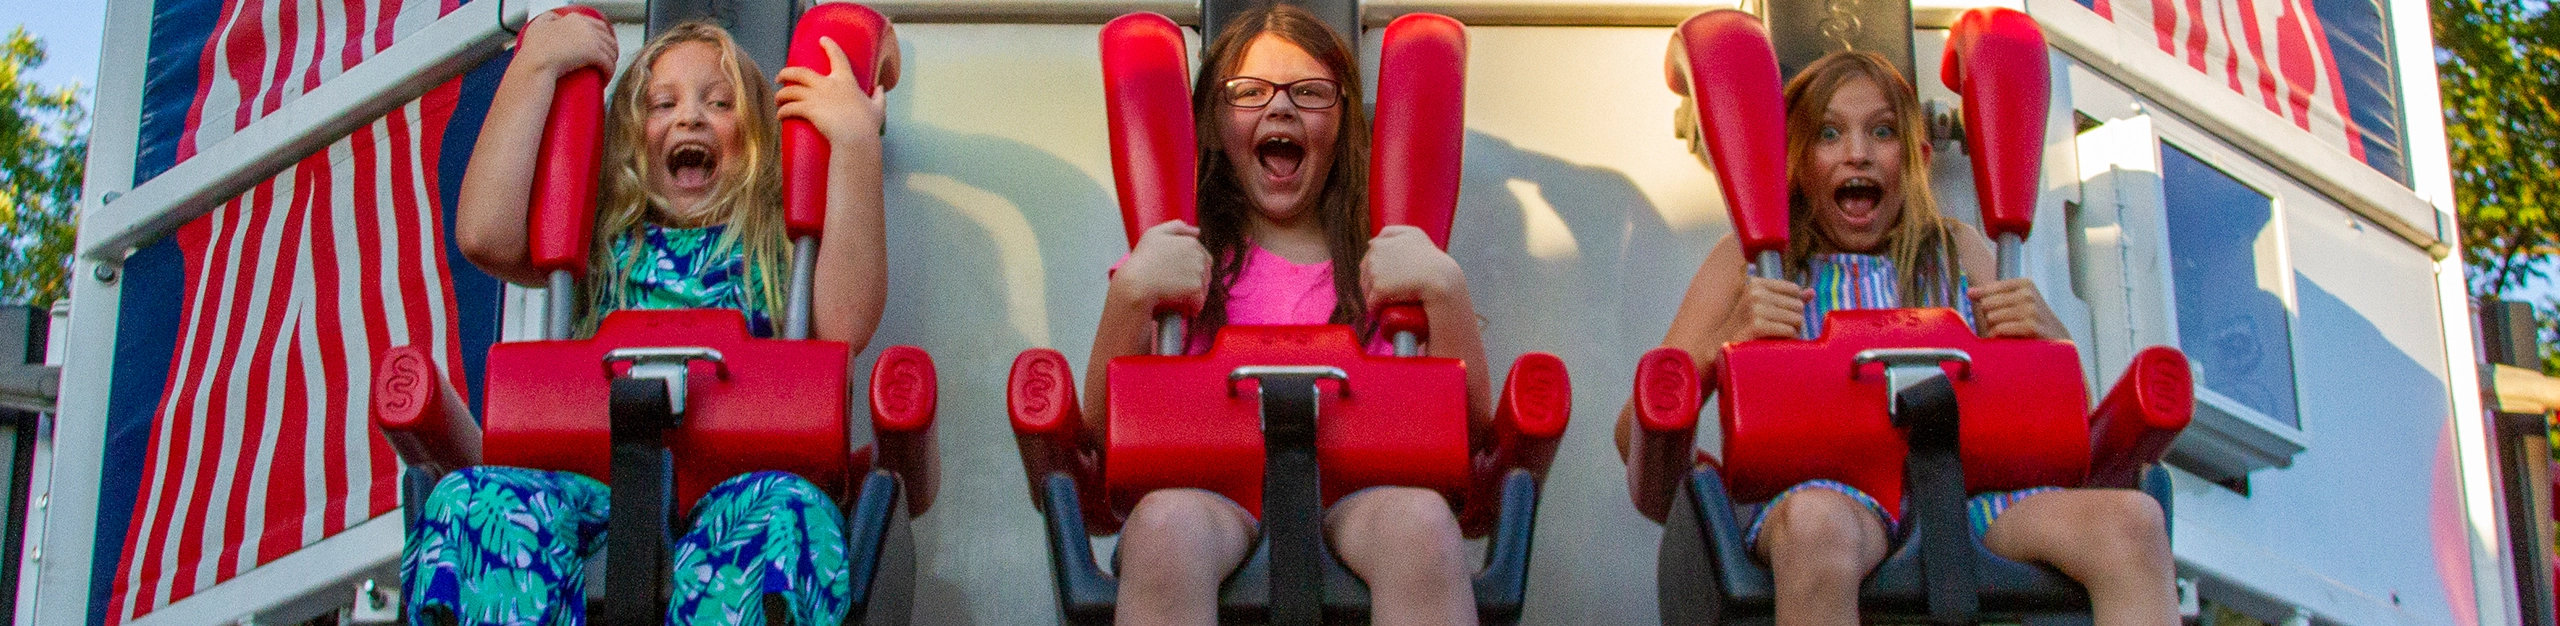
[1716,309,2089,516]
[1104,325,1472,519]
[482,309,851,512]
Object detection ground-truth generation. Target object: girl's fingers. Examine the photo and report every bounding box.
[777,101,813,121]
[777,66,820,86]
[820,37,854,77]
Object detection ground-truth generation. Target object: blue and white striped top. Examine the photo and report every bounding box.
[1794,253,1972,338]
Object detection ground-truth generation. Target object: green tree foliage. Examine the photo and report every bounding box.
[2436,0,2560,371]
[0,28,85,309]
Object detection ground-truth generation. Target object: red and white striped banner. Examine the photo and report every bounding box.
[2080,0,2370,161]
[110,0,464,621]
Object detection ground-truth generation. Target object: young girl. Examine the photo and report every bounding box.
[1087,5,1494,625]
[408,10,888,626]
[1622,51,2177,626]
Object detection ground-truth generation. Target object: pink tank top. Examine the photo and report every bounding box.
[1115,246,1392,355]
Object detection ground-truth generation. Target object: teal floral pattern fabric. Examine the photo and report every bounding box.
[667,473,853,625]
[605,224,775,337]
[403,467,609,626]
[401,468,851,625]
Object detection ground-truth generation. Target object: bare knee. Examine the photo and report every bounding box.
[1328,487,1471,589]
[2075,491,2169,568]
[1119,489,1254,580]
[1758,491,1888,583]
[1988,490,2170,581]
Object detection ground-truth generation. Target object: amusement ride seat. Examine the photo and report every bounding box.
[368,5,937,625]
[1004,13,1572,625]
[1622,9,2196,625]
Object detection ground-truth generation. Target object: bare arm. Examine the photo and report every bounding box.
[1081,221,1210,445]
[1361,226,1495,428]
[1616,234,1805,458]
[453,12,617,286]
[779,37,890,350]
[1952,227,2068,340]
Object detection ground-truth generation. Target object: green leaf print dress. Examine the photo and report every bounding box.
[402,224,847,625]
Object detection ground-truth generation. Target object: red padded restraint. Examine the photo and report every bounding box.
[2084,346,2192,488]
[482,310,852,512]
[782,3,895,239]
[1105,326,1472,518]
[1941,7,2049,240]
[1668,10,1788,260]
[372,344,480,477]
[1370,14,1465,249]
[1718,310,2089,517]
[524,5,607,277]
[1100,12,1197,246]
[1369,13,1467,341]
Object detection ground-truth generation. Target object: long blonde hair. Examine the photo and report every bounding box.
[1780,51,1963,307]
[584,21,790,329]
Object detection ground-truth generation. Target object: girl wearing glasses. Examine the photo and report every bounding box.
[1086,5,1495,625]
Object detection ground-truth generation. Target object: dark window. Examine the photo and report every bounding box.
[2161,143,2300,428]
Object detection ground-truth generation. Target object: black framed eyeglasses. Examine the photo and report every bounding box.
[1221,77,1342,110]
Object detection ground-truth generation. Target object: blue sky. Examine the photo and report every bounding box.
[5,0,103,95]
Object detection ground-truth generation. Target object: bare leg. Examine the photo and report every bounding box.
[1980,489,2177,626]
[1327,487,1478,626]
[1116,489,1257,626]
[1754,489,1890,626]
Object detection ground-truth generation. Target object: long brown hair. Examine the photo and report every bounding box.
[1780,50,1962,307]
[1192,4,1373,338]
[585,21,790,331]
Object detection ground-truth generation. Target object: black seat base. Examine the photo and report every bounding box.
[1656,465,2092,625]
[1034,469,1541,626]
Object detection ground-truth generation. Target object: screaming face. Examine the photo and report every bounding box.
[1219,34,1341,228]
[1803,76,1910,253]
[642,41,746,225]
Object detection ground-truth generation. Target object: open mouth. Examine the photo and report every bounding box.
[1256,136,1305,179]
[1833,177,1883,218]
[666,144,718,189]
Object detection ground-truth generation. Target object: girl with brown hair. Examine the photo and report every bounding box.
[1087,5,1494,625]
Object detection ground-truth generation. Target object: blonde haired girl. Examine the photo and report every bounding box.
[412,9,889,625]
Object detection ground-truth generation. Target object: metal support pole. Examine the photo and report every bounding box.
[786,236,817,340]
[546,269,575,341]
[1752,250,1784,281]
[1154,312,1187,357]
[1994,233,2023,282]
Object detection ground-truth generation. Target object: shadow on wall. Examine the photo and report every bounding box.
[874,76,1119,359]
[1451,129,1712,368]
[1451,128,1721,624]
[868,53,1119,625]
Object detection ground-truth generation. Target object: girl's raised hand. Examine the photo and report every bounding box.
[1730,277,1808,341]
[1113,220,1211,312]
[777,36,887,145]
[513,9,618,78]
[1360,225,1466,310]
[1968,278,2066,339]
